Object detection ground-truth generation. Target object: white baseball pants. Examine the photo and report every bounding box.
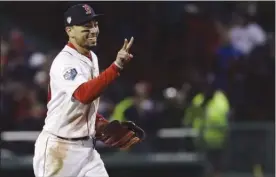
[33,130,109,177]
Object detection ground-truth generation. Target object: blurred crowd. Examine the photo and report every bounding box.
[1,2,274,133]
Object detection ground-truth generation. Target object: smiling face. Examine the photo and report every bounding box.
[66,20,99,50]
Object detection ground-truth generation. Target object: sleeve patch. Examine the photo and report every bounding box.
[63,68,78,80]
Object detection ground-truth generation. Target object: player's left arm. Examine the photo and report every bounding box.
[95,113,145,150]
[73,37,135,105]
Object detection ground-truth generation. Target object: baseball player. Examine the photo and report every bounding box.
[33,4,145,177]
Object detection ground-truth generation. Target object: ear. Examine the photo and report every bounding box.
[65,26,74,38]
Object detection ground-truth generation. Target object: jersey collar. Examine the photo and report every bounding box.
[67,42,92,60]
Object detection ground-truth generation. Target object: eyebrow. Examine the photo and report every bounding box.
[81,29,90,32]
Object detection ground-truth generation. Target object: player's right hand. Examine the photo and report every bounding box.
[114,37,134,69]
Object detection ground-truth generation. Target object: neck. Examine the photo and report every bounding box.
[68,39,90,56]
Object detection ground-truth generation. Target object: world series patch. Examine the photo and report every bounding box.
[63,68,77,80]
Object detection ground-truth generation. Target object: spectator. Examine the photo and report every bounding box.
[12,87,46,130]
[111,81,159,152]
[160,83,192,128]
[228,13,267,56]
[183,74,230,177]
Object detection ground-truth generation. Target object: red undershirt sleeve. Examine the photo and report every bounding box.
[73,63,120,104]
[96,113,109,123]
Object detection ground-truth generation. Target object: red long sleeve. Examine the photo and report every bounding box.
[95,113,109,137]
[96,113,108,123]
[73,63,120,104]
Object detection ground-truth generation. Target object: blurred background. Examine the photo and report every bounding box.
[1,1,275,177]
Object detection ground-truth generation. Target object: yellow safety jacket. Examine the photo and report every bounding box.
[183,90,229,148]
[110,97,134,122]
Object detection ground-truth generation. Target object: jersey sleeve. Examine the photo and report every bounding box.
[50,53,88,97]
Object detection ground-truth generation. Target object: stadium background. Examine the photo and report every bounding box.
[1,1,275,177]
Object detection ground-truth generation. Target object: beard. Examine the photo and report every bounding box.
[84,44,95,50]
[77,39,97,50]
[74,33,98,51]
[84,36,98,50]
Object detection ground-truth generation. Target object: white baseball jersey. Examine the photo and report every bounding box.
[43,45,100,138]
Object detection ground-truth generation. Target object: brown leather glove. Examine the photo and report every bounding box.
[95,117,145,149]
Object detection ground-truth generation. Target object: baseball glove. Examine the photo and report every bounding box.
[95,119,145,149]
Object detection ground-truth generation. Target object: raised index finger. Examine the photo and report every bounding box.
[121,38,128,50]
[125,37,134,52]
